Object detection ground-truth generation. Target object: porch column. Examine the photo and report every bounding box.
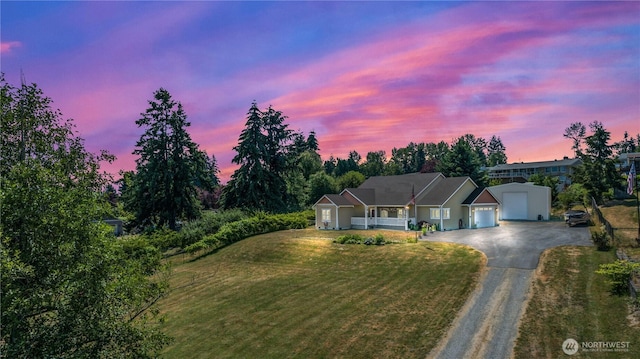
[336,207,339,230]
[440,206,444,232]
[405,206,409,231]
[364,205,368,230]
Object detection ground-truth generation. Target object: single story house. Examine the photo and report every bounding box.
[313,172,500,231]
[487,182,551,221]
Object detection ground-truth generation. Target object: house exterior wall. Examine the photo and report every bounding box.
[338,208,354,229]
[488,183,551,221]
[315,205,354,229]
[315,204,335,229]
[442,181,477,230]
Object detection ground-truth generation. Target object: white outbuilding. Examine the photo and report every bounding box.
[488,183,551,221]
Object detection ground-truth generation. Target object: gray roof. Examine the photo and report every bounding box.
[487,158,581,171]
[343,188,376,205]
[355,172,443,206]
[418,177,470,206]
[321,194,355,206]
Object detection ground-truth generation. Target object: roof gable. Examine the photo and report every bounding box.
[341,188,375,205]
[418,177,474,206]
[462,187,500,205]
[313,194,355,207]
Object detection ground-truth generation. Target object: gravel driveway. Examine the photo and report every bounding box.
[424,221,591,359]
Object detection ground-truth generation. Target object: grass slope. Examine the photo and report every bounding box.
[158,229,483,358]
[514,246,640,358]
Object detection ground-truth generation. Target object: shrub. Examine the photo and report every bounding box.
[184,211,309,254]
[334,234,364,244]
[176,209,246,248]
[143,228,181,251]
[117,235,162,275]
[591,228,611,251]
[596,260,640,295]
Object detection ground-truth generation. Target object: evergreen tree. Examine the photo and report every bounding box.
[437,136,484,184]
[613,131,638,154]
[323,156,337,175]
[462,134,488,168]
[306,130,320,152]
[571,121,620,204]
[221,102,293,212]
[131,88,213,230]
[487,135,507,167]
[390,142,426,174]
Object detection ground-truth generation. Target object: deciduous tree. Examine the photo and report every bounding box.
[0,74,169,358]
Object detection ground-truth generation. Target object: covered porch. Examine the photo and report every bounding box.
[350,205,417,230]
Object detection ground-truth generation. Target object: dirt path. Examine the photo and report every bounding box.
[428,267,533,359]
[424,222,591,359]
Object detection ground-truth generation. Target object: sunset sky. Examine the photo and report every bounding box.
[2,1,639,182]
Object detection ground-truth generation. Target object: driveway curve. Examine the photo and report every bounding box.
[425,221,591,359]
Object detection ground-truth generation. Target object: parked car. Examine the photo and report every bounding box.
[564,210,590,227]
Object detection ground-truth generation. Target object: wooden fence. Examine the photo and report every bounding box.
[591,196,616,241]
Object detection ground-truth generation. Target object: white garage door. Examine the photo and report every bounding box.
[474,207,495,228]
[502,192,528,220]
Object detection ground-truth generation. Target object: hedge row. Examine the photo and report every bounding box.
[139,209,246,251]
[184,212,310,254]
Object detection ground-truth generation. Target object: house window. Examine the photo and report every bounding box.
[321,209,331,222]
[397,208,405,218]
[430,208,450,219]
[380,209,389,218]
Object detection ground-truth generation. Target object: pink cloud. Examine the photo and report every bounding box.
[1,41,21,54]
[255,1,638,167]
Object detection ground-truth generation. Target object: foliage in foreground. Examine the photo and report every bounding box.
[184,211,310,254]
[0,75,169,358]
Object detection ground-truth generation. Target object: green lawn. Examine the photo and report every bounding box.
[514,246,640,358]
[157,228,483,358]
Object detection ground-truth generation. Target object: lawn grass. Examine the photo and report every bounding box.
[514,246,640,358]
[599,198,639,249]
[157,228,483,358]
